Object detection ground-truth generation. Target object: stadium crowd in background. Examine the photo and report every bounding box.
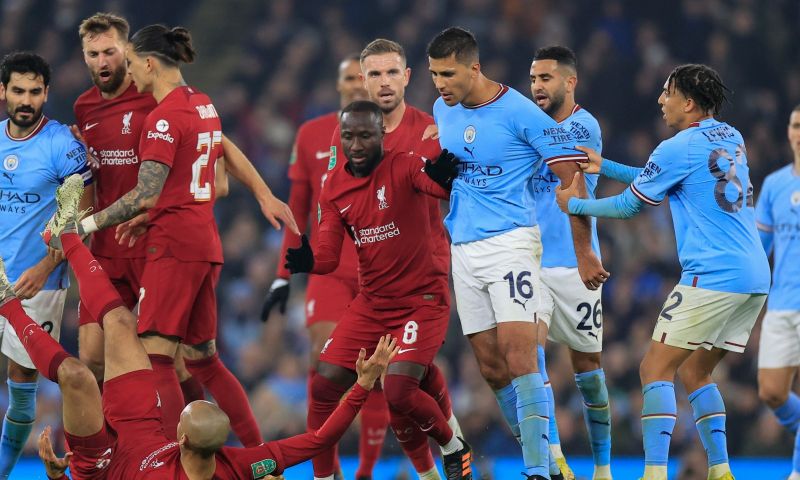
[0,0,799,477]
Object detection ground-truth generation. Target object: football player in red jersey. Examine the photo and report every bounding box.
[0,181,395,479]
[287,101,472,480]
[73,24,296,449]
[73,12,296,420]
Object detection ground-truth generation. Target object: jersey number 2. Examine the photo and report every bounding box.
[191,131,222,201]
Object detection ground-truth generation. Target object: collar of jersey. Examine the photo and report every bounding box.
[463,84,509,109]
[5,115,48,141]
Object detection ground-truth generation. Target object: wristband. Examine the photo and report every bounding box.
[270,278,289,289]
[80,215,99,234]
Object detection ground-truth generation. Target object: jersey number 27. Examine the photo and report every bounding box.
[191,131,222,201]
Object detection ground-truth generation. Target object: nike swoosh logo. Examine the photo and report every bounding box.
[316,150,331,159]
[339,204,352,213]
[398,348,417,354]
[84,122,99,130]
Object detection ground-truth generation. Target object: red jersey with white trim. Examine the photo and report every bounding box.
[315,150,450,307]
[330,105,450,276]
[138,86,223,263]
[74,83,156,258]
[276,112,358,281]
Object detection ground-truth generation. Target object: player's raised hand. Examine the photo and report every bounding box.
[574,145,603,174]
[285,234,314,274]
[576,251,610,291]
[115,212,149,247]
[555,171,581,214]
[356,334,399,390]
[38,426,73,479]
[259,194,301,236]
[424,149,460,190]
[422,124,440,141]
[260,278,290,321]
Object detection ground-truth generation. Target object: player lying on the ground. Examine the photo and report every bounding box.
[0,174,398,480]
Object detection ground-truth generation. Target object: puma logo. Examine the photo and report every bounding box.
[587,331,598,339]
[660,431,672,437]
[513,298,530,310]
[2,172,13,184]
[711,429,726,436]
[463,146,475,159]
[590,419,610,426]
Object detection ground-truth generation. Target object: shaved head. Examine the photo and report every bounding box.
[178,401,230,458]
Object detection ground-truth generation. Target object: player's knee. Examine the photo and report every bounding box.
[676,363,712,392]
[311,364,354,403]
[57,358,96,391]
[758,382,789,409]
[383,374,419,414]
[103,308,137,333]
[571,351,601,373]
[477,360,509,390]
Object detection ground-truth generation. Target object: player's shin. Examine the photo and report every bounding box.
[420,363,463,438]
[792,427,800,479]
[148,354,185,441]
[512,373,550,477]
[0,380,37,476]
[494,383,522,443]
[356,386,389,479]
[575,368,612,472]
[384,374,457,449]
[389,408,438,478]
[773,392,800,433]
[60,233,125,321]
[689,383,730,474]
[0,301,70,383]
[308,372,349,477]
[537,345,563,477]
[641,381,676,480]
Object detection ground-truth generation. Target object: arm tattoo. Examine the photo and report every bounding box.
[94,161,170,230]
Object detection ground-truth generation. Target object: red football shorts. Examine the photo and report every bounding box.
[78,255,145,326]
[137,257,221,345]
[319,293,449,370]
[66,369,171,479]
[304,273,359,326]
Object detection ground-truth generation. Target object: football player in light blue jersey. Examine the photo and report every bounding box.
[530,46,610,480]
[556,64,770,480]
[755,105,800,480]
[0,52,93,478]
[427,27,608,480]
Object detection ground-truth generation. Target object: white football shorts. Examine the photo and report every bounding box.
[758,310,800,369]
[537,266,603,353]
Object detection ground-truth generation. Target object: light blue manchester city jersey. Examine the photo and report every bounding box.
[434,86,586,244]
[755,164,800,310]
[0,118,91,289]
[631,118,769,294]
[533,105,602,268]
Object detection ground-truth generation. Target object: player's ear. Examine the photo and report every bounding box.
[43,85,49,103]
[0,83,5,102]
[404,67,411,86]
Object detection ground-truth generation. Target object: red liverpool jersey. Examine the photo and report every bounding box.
[276,112,358,281]
[138,86,223,263]
[315,150,449,306]
[330,105,450,275]
[74,83,157,258]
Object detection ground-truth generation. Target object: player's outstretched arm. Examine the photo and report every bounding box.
[221,135,300,235]
[38,426,72,480]
[574,146,642,184]
[81,161,169,233]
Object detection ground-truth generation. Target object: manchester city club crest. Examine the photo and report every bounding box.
[463,125,476,143]
[791,190,800,207]
[3,155,19,171]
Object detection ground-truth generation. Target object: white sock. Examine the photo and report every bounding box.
[419,466,442,480]
[448,413,463,440]
[313,476,334,480]
[593,464,612,479]
[440,433,463,455]
[549,442,565,459]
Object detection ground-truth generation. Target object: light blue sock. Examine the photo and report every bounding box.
[513,373,550,477]
[575,368,612,467]
[641,381,676,466]
[689,383,728,467]
[773,392,800,433]
[494,383,521,443]
[0,380,37,477]
[537,346,560,476]
[793,424,800,473]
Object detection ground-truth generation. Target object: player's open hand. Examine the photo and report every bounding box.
[574,145,602,174]
[259,194,300,236]
[422,124,439,141]
[425,149,460,190]
[15,262,52,300]
[285,234,314,274]
[356,334,399,390]
[555,171,581,214]
[39,426,73,479]
[115,212,149,248]
[261,278,290,321]
[576,251,610,291]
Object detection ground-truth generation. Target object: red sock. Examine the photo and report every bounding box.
[420,363,453,418]
[384,374,454,445]
[308,372,349,477]
[180,376,205,403]
[148,354,184,441]
[61,233,125,322]
[389,406,435,473]
[356,385,389,478]
[184,353,262,447]
[0,299,71,382]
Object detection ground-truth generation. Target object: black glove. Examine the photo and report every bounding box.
[285,234,314,274]
[260,278,290,321]
[424,148,460,190]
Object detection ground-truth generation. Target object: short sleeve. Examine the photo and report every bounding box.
[630,137,690,206]
[53,132,92,185]
[755,175,774,231]
[514,100,587,166]
[139,111,181,167]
